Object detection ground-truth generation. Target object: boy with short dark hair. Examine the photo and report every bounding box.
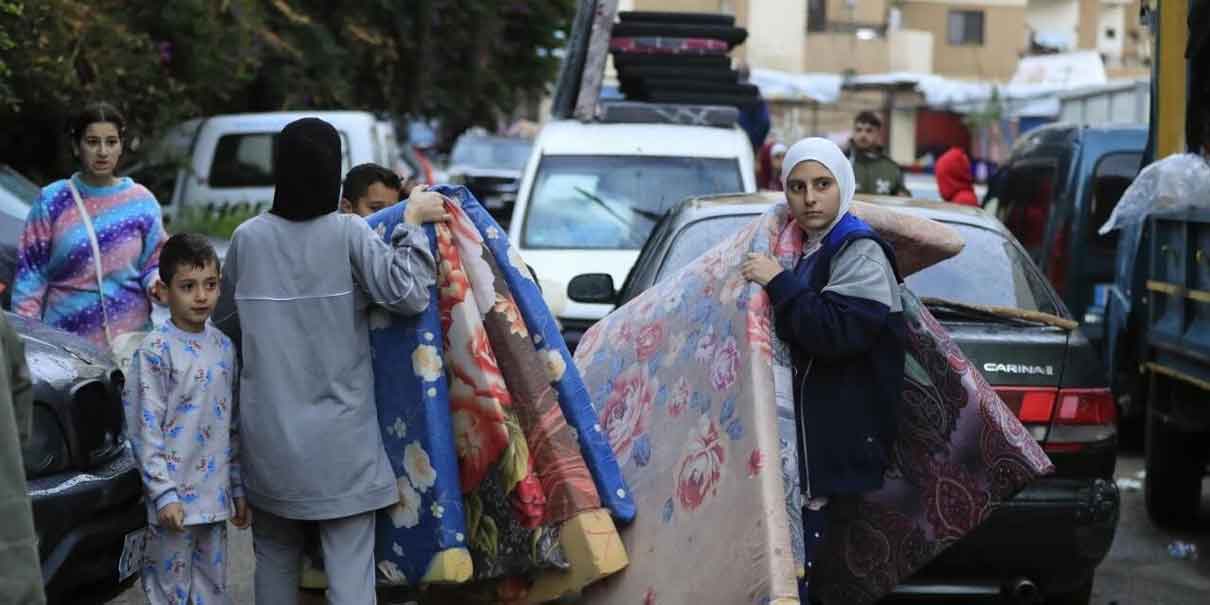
[340,163,403,218]
[125,233,247,605]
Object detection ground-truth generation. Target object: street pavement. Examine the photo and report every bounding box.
[108,454,1209,605]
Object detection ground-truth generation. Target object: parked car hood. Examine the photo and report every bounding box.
[6,312,115,388]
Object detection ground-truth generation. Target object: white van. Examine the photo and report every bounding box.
[508,118,755,346]
[141,111,402,225]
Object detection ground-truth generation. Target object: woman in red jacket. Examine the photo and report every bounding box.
[934,146,979,206]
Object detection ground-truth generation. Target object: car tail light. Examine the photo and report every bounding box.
[995,387,1056,442]
[993,387,1117,452]
[1046,388,1117,453]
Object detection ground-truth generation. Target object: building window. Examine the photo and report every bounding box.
[947,10,985,46]
[807,0,827,33]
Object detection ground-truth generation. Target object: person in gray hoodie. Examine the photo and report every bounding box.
[213,117,447,604]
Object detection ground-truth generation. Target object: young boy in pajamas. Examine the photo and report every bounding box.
[125,233,249,605]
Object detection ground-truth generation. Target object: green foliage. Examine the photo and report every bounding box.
[0,0,575,183]
[167,206,257,240]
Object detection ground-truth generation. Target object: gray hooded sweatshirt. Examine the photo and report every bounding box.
[213,212,435,520]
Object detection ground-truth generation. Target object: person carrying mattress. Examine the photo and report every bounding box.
[740,137,907,603]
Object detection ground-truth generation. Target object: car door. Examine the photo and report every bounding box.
[1072,150,1144,329]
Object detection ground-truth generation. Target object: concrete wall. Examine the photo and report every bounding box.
[889,29,935,73]
[824,0,890,25]
[901,0,1029,79]
[1077,0,1100,49]
[804,32,891,74]
[1097,3,1127,65]
[747,0,808,71]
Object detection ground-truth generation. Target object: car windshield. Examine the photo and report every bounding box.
[522,155,743,250]
[653,213,1058,313]
[451,137,532,172]
[0,165,36,220]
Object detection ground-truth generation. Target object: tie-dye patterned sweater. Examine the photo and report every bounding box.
[12,174,167,349]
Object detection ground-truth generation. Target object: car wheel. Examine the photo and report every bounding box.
[1046,579,1092,605]
[1144,406,1204,528]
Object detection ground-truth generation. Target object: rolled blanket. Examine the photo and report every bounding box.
[573,203,1052,604]
[365,187,633,598]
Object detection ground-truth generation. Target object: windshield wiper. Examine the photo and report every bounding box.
[574,186,632,227]
[920,297,1077,330]
[629,206,664,223]
[574,186,665,224]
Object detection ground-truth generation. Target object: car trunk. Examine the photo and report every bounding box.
[939,319,1117,480]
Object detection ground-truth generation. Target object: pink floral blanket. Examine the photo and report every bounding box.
[573,203,1053,604]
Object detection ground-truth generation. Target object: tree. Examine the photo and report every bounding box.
[0,0,574,182]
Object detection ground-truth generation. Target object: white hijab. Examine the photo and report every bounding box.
[780,137,856,248]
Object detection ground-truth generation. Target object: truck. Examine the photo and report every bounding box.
[126,111,404,233]
[1102,0,1210,528]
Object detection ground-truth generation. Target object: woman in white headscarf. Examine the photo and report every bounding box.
[741,137,907,602]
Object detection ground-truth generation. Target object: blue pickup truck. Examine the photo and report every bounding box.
[1127,208,1210,527]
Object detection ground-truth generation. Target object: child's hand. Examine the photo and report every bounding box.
[231,497,252,529]
[158,502,185,531]
[403,187,451,225]
[149,279,166,305]
[742,253,783,286]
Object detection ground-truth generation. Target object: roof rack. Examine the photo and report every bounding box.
[597,100,739,128]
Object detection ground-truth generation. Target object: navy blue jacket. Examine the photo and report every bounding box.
[764,213,906,497]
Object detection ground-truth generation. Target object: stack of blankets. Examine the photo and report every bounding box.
[366,187,633,603]
[364,188,1054,604]
[611,11,758,108]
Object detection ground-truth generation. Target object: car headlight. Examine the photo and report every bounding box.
[22,404,72,478]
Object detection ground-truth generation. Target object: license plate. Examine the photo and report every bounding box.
[117,528,146,581]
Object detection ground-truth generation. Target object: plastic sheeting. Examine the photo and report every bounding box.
[1099,153,1210,294]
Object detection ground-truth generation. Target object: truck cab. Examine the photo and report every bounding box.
[988,124,1147,347]
[129,111,402,231]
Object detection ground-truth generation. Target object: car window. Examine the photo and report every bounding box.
[649,213,1057,314]
[208,132,351,188]
[906,224,1058,313]
[0,165,36,220]
[522,155,743,250]
[452,137,532,172]
[655,215,754,283]
[1088,152,1141,253]
[999,162,1057,259]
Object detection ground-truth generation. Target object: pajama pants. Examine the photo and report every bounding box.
[252,507,378,605]
[141,522,228,605]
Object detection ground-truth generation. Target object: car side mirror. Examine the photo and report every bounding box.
[567,273,616,304]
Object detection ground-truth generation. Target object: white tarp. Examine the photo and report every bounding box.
[1011,50,1108,88]
[846,72,1063,117]
[749,68,843,103]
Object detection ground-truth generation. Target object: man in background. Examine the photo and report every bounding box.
[848,111,910,197]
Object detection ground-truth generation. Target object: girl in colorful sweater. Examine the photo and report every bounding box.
[12,102,167,351]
